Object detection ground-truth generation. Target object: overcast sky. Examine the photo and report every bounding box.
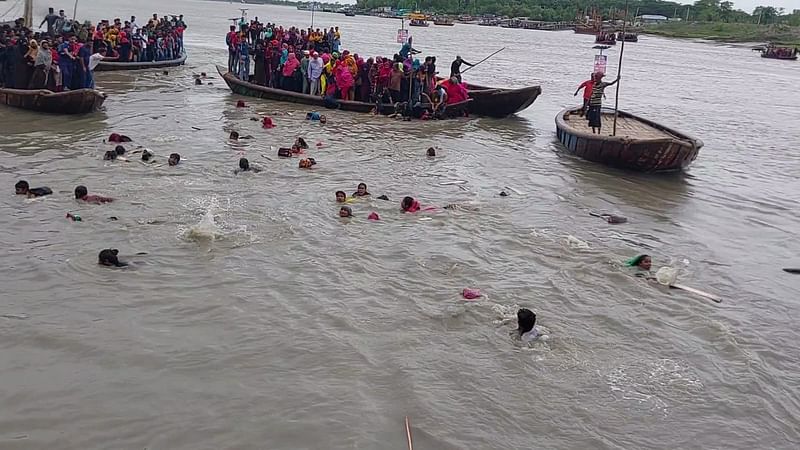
[730,0,797,13]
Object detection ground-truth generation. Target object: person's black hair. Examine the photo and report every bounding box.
[104,150,117,160]
[335,190,346,198]
[141,149,153,161]
[426,147,436,156]
[195,78,202,85]
[296,137,308,149]
[629,254,651,267]
[401,196,414,211]
[98,249,126,267]
[15,180,29,192]
[115,145,125,155]
[377,195,389,201]
[229,131,239,140]
[169,153,180,161]
[517,308,536,336]
[340,206,352,217]
[74,185,88,199]
[239,158,250,170]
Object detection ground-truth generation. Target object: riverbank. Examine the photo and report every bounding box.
[644,22,800,46]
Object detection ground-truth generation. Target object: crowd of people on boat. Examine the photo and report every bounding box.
[0,8,186,90]
[761,45,798,59]
[225,18,471,119]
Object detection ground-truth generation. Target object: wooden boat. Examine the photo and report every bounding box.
[555,107,703,173]
[216,65,471,118]
[0,87,106,114]
[409,12,429,27]
[617,32,638,42]
[344,11,356,17]
[95,52,187,71]
[433,17,455,26]
[595,34,616,45]
[759,46,798,60]
[435,77,541,117]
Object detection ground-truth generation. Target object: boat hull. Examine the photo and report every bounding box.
[0,87,106,114]
[216,65,471,118]
[435,79,541,118]
[95,52,187,71]
[760,54,798,60]
[555,107,702,173]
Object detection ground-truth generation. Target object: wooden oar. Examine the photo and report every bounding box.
[671,283,722,303]
[404,416,414,450]
[783,268,800,274]
[460,47,506,75]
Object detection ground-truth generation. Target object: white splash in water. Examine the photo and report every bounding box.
[185,209,224,242]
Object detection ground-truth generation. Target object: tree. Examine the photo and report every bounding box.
[752,6,779,24]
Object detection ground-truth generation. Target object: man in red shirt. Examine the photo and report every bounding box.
[226,25,239,73]
[574,74,595,116]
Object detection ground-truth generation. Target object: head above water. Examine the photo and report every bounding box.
[115,145,126,155]
[335,191,347,203]
[229,131,239,140]
[141,149,153,161]
[629,254,652,271]
[74,185,88,199]
[98,248,126,267]
[239,158,250,171]
[426,147,436,157]
[356,183,368,196]
[401,196,414,211]
[104,150,117,160]
[517,308,536,335]
[339,206,352,218]
[14,180,29,195]
[168,153,180,166]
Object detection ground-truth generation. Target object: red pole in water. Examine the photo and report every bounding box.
[612,0,629,136]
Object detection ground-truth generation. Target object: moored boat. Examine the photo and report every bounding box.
[555,107,702,172]
[409,12,429,27]
[595,32,616,45]
[216,65,471,118]
[616,32,638,42]
[433,17,455,26]
[95,52,188,71]
[0,87,106,114]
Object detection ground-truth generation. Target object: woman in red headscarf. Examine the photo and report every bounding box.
[440,76,469,105]
[282,52,301,92]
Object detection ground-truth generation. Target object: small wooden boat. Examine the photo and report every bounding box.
[435,77,541,117]
[344,11,356,17]
[95,52,187,71]
[216,65,471,118]
[555,107,703,172]
[409,12,429,27]
[617,32,638,42]
[759,46,798,60]
[595,34,617,45]
[433,17,455,26]
[0,87,106,114]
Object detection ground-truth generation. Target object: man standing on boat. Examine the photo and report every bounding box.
[449,55,473,82]
[308,51,323,96]
[586,72,619,134]
[39,8,60,37]
[226,26,239,74]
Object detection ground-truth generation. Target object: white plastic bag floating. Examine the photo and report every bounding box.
[656,267,679,286]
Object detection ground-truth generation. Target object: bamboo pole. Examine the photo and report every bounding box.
[612,0,628,136]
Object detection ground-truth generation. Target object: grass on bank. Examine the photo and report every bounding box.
[643,22,800,46]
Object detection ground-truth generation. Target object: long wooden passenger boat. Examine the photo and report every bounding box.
[616,32,638,42]
[555,107,703,172]
[759,46,798,60]
[95,52,187,71]
[0,87,106,114]
[216,65,471,118]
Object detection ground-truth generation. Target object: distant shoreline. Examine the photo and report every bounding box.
[643,22,800,47]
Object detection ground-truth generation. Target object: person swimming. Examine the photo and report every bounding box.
[141,149,154,162]
[235,157,261,174]
[15,180,52,198]
[104,150,117,161]
[339,206,353,218]
[306,111,321,121]
[98,249,127,267]
[319,115,327,125]
[335,191,347,203]
[626,254,652,276]
[75,185,114,204]
[295,137,308,149]
[352,183,370,197]
[115,145,126,156]
[299,158,316,169]
[426,147,436,157]
[168,153,181,166]
[401,196,421,213]
[230,131,240,140]
[107,133,132,143]
[517,308,539,343]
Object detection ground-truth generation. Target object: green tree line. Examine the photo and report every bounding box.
[355,0,800,25]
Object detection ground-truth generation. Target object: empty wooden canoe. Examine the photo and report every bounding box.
[0,87,106,114]
[555,107,703,173]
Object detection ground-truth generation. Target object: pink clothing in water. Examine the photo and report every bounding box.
[81,194,114,204]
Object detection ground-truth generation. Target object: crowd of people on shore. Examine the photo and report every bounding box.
[0,8,186,90]
[225,18,471,118]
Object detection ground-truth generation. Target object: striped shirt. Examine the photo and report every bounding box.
[589,81,612,107]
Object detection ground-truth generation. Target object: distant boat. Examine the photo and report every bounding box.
[344,11,356,17]
[555,107,703,173]
[759,45,798,60]
[433,17,454,26]
[409,12,429,27]
[616,31,638,42]
[595,32,616,45]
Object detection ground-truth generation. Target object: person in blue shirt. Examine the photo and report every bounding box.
[238,39,250,81]
[58,36,76,90]
[399,36,418,60]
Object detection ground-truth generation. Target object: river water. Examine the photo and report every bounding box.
[2,1,799,449]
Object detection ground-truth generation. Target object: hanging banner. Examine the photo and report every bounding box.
[396,28,409,44]
[593,54,607,75]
